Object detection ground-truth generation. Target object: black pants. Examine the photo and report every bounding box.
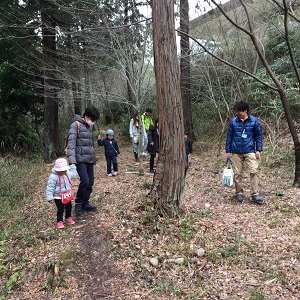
[106,155,118,174]
[54,199,72,222]
[150,153,156,171]
[76,162,94,207]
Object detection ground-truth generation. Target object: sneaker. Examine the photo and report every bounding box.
[108,173,113,177]
[252,194,264,204]
[82,203,97,211]
[65,217,75,225]
[149,169,155,173]
[57,221,64,229]
[142,152,148,156]
[112,171,118,176]
[75,204,84,216]
[234,193,243,203]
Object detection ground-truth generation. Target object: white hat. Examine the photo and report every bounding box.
[54,158,70,172]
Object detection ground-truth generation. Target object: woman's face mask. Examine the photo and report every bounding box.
[86,119,95,127]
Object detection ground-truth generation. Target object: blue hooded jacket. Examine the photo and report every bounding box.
[225,115,263,154]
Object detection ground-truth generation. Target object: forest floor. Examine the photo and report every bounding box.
[1,135,300,300]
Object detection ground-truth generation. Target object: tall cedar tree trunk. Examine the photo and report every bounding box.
[124,0,135,117]
[42,10,59,161]
[67,33,81,115]
[180,0,193,138]
[151,0,186,216]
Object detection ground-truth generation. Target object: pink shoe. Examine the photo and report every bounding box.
[66,217,75,225]
[57,221,64,229]
[108,173,113,177]
[112,171,118,176]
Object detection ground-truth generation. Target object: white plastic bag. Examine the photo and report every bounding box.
[222,159,234,186]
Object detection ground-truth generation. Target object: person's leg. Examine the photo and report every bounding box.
[150,154,156,171]
[231,154,244,194]
[75,163,89,214]
[244,153,259,195]
[65,202,75,224]
[81,163,96,211]
[76,163,89,204]
[133,141,139,162]
[54,199,64,225]
[65,201,72,219]
[112,156,118,172]
[106,156,112,174]
[186,153,189,167]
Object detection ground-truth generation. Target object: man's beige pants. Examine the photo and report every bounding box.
[231,153,259,195]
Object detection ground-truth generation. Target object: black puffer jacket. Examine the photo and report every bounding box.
[97,137,120,157]
[146,124,159,155]
[67,114,96,164]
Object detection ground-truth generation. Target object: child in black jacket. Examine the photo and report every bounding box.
[98,129,120,176]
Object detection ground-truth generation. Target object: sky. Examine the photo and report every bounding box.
[182,0,230,20]
[141,0,229,25]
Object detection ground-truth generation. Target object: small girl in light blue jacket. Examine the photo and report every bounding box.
[46,158,77,229]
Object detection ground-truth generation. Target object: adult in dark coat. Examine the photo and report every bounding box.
[67,106,100,215]
[146,119,159,173]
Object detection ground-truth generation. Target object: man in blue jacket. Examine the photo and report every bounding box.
[225,101,263,204]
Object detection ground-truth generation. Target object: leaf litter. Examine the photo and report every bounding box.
[1,139,300,300]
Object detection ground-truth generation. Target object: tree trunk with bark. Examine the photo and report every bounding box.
[180,0,193,138]
[124,0,135,117]
[42,10,59,162]
[151,0,186,216]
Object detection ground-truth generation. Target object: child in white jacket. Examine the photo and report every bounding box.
[46,158,77,229]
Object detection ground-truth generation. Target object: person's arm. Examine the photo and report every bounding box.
[67,122,79,164]
[97,135,104,146]
[68,165,77,179]
[114,140,120,155]
[129,119,134,138]
[147,129,154,146]
[254,119,263,159]
[46,175,56,202]
[254,120,263,152]
[225,120,233,157]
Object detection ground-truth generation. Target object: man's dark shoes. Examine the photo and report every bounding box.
[234,193,243,203]
[252,194,264,204]
[149,169,154,173]
[75,204,84,215]
[82,203,97,211]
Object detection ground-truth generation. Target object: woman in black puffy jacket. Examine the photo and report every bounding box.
[146,119,159,173]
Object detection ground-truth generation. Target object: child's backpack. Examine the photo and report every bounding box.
[64,120,80,155]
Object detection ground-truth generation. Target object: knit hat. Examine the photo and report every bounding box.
[54,158,70,172]
[106,129,114,136]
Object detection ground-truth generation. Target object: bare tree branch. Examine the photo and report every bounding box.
[282,0,300,90]
[176,29,278,91]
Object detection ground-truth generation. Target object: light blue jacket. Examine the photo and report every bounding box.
[46,165,77,201]
[129,118,147,140]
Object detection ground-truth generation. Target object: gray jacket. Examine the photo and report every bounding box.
[46,165,77,201]
[66,114,96,164]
